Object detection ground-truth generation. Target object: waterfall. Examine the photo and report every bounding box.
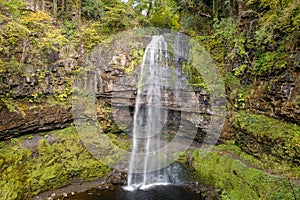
[125,35,172,190]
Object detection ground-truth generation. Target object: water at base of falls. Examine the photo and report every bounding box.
[123,183,171,192]
[126,35,176,190]
[124,162,184,191]
[56,185,205,200]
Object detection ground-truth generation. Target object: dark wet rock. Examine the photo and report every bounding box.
[110,177,124,185]
[247,70,300,124]
[106,169,127,186]
[185,182,221,200]
[0,102,73,140]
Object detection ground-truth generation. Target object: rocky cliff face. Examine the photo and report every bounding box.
[1,31,299,151]
[0,31,79,139]
[0,101,73,140]
[249,67,300,124]
[72,33,218,143]
[0,32,215,142]
[231,64,300,164]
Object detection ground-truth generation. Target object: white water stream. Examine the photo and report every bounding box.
[125,35,173,190]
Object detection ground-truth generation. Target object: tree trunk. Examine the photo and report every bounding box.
[228,0,233,17]
[33,0,37,11]
[238,0,243,17]
[61,0,64,14]
[147,0,153,18]
[78,0,82,25]
[53,0,58,18]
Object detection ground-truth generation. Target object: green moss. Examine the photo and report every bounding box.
[182,61,208,90]
[192,149,300,200]
[0,126,112,199]
[215,142,300,178]
[232,111,300,164]
[173,151,189,167]
[0,0,26,18]
[0,98,27,116]
[233,111,300,140]
[0,20,29,61]
[125,49,144,75]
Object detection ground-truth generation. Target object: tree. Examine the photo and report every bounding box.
[99,0,137,33]
[81,0,104,20]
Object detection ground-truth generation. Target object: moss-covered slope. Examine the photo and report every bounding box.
[232,111,300,165]
[191,149,300,200]
[0,127,112,199]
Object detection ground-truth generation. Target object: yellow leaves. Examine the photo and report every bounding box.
[0,13,9,23]
[38,29,68,51]
[20,11,53,33]
[1,21,30,45]
[21,11,53,24]
[81,25,103,50]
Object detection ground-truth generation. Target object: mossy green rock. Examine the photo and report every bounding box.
[191,149,300,200]
[0,126,111,199]
[232,111,300,164]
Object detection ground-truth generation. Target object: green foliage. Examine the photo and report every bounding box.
[0,56,19,72]
[37,29,68,56]
[0,127,111,199]
[0,18,29,72]
[0,98,23,113]
[51,0,82,21]
[176,0,214,34]
[233,111,300,144]
[61,20,78,40]
[0,0,26,18]
[182,61,208,89]
[213,18,250,75]
[192,149,300,199]
[54,88,72,101]
[0,20,29,51]
[0,9,68,73]
[233,111,300,164]
[149,1,180,30]
[126,49,144,75]
[253,51,287,75]
[20,11,53,33]
[52,75,74,102]
[153,0,180,29]
[200,0,300,81]
[82,0,104,20]
[234,93,246,109]
[99,1,137,34]
[215,142,300,178]
[0,5,78,102]
[96,101,126,134]
[80,23,104,51]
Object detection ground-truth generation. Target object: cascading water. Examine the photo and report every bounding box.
[73,27,225,196]
[125,35,172,190]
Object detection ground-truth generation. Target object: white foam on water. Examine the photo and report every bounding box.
[123,182,171,191]
[139,182,171,190]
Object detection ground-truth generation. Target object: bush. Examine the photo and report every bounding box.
[0,0,26,18]
[82,0,104,20]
